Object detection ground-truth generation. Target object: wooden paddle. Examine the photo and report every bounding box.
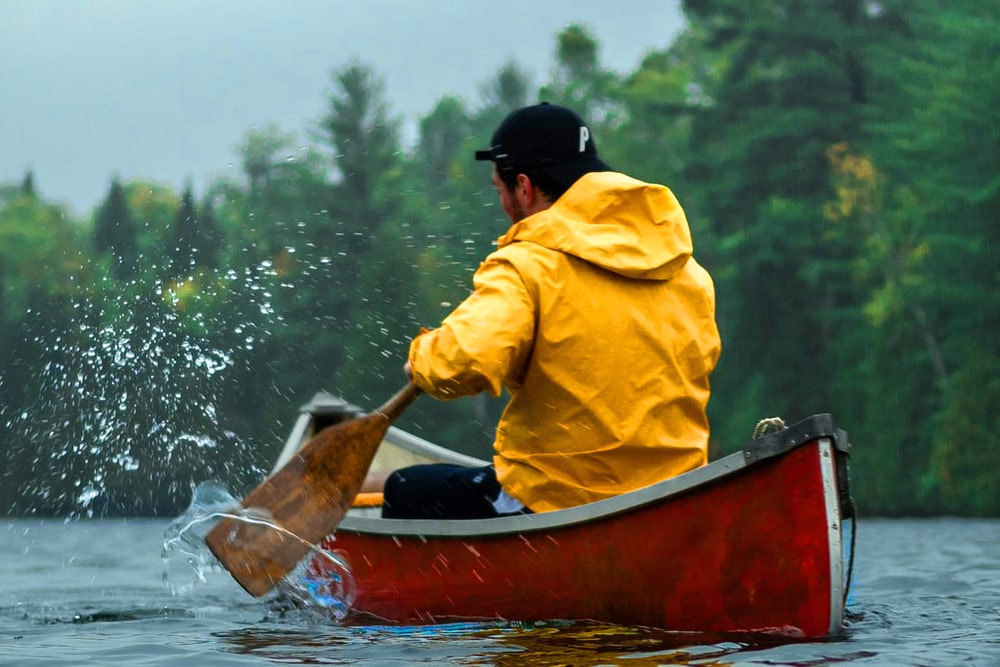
[205,381,421,597]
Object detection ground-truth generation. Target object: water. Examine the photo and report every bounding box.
[161,481,356,618]
[1,517,997,666]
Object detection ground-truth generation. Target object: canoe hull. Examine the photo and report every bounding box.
[302,410,848,636]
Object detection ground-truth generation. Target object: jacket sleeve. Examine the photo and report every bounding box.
[409,252,536,399]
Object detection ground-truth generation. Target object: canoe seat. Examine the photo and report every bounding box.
[352,492,384,508]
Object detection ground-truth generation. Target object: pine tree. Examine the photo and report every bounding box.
[319,62,402,253]
[417,95,472,202]
[196,197,222,270]
[540,24,621,126]
[314,62,413,400]
[168,185,199,276]
[485,61,532,112]
[94,177,139,281]
[20,169,36,198]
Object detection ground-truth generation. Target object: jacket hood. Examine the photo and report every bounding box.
[497,171,693,281]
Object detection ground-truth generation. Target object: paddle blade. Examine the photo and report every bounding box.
[205,383,420,597]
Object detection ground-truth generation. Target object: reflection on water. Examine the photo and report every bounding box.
[215,620,798,666]
[69,607,197,625]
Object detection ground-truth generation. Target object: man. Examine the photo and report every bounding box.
[380,102,721,519]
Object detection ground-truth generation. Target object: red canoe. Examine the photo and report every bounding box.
[276,393,854,637]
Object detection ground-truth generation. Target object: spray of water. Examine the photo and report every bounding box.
[161,480,238,594]
[4,262,287,518]
[162,480,356,620]
[0,240,402,622]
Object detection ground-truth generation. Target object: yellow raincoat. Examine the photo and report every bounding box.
[409,171,721,512]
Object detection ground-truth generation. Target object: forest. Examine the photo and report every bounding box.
[1,1,997,517]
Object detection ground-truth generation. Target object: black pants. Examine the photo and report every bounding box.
[381,464,530,520]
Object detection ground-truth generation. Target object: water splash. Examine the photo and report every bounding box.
[163,480,356,620]
[276,544,357,621]
[161,480,238,595]
[6,263,281,518]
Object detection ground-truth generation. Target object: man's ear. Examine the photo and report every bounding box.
[515,173,536,209]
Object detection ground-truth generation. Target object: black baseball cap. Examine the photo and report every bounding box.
[474,103,611,189]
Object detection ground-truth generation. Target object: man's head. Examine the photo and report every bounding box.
[475,103,610,221]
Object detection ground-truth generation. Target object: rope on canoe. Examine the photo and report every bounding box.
[752,417,786,439]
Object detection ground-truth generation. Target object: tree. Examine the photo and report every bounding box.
[611,26,719,186]
[319,62,402,252]
[0,191,92,515]
[540,24,622,127]
[480,60,533,115]
[94,177,139,281]
[873,3,1000,514]
[122,180,180,277]
[315,62,424,404]
[220,125,331,265]
[0,192,86,324]
[676,0,898,449]
[163,181,223,277]
[168,185,199,277]
[207,126,337,447]
[20,169,36,198]
[196,196,222,270]
[416,95,472,201]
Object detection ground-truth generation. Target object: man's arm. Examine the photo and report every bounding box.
[408,254,535,400]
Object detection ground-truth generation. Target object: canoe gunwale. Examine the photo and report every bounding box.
[326,411,845,538]
[742,413,849,462]
[339,447,747,537]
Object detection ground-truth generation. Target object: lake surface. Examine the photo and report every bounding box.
[1,517,997,666]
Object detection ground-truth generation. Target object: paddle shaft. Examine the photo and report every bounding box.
[205,382,421,596]
[372,381,422,424]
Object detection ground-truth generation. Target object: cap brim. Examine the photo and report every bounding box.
[474,149,494,161]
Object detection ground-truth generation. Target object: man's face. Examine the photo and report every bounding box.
[492,167,523,223]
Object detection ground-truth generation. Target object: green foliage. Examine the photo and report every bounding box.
[94,177,139,280]
[168,185,200,277]
[821,2,999,515]
[676,0,872,449]
[540,23,622,131]
[0,192,86,321]
[417,95,473,201]
[480,60,533,113]
[20,169,36,198]
[932,348,1000,515]
[196,197,222,270]
[123,179,180,279]
[320,62,402,245]
[611,31,711,183]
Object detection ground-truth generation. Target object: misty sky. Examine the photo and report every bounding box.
[1,0,684,216]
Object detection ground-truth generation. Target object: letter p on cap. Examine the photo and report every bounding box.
[579,126,590,152]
